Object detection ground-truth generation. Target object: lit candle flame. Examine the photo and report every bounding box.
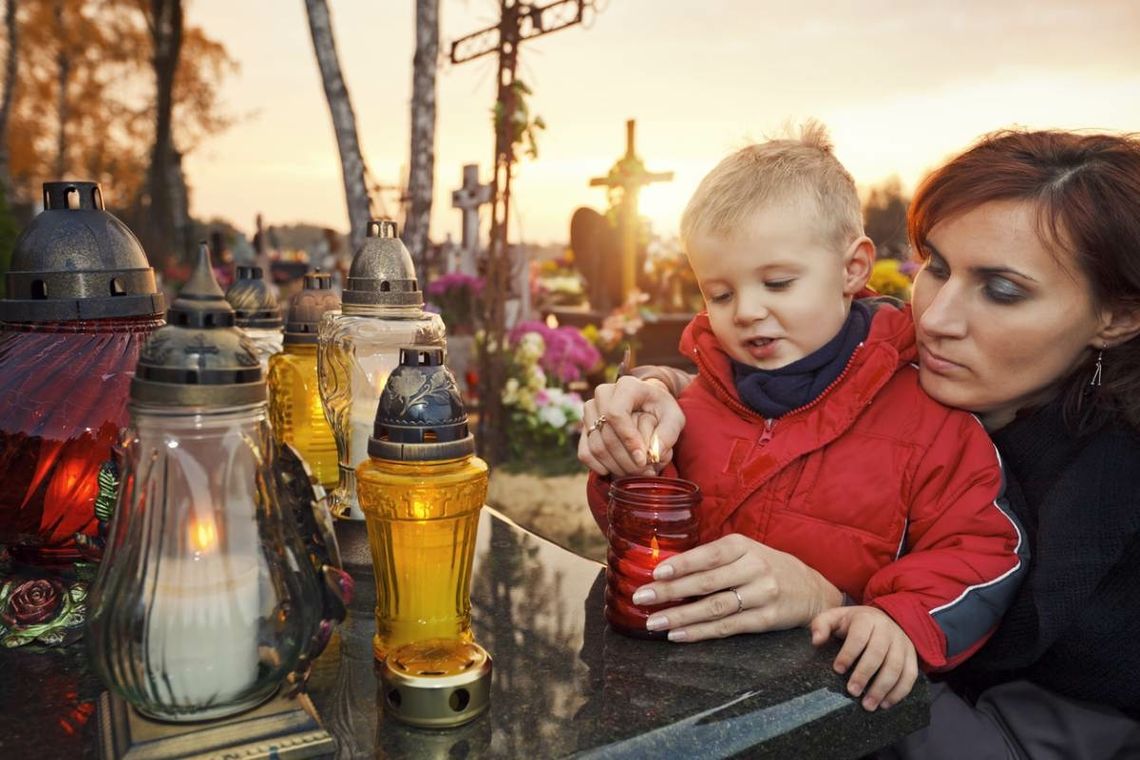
[647,433,661,466]
[650,534,660,562]
[189,516,218,555]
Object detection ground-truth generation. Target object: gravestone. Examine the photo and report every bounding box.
[570,207,623,314]
[451,164,492,277]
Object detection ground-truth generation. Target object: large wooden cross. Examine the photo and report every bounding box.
[590,120,673,304]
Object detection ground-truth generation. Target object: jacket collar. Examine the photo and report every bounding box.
[680,296,918,422]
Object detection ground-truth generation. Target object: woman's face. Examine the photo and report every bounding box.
[912,200,1106,429]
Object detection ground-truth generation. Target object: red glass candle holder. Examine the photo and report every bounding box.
[0,317,161,565]
[604,476,700,639]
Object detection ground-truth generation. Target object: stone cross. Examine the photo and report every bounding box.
[589,120,673,302]
[450,164,493,276]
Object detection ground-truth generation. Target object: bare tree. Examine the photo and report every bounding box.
[403,0,437,268]
[0,0,18,198]
[140,0,185,267]
[52,0,69,179]
[304,0,369,255]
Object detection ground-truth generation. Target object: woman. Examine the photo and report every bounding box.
[579,130,1140,758]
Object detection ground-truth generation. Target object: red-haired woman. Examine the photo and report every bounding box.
[580,130,1140,757]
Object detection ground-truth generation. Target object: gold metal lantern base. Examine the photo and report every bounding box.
[380,639,492,729]
[96,688,335,760]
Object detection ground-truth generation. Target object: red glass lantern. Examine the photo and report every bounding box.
[604,476,700,638]
[0,181,164,566]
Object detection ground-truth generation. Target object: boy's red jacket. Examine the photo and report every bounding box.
[587,300,1027,671]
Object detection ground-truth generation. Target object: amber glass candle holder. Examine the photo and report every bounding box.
[604,476,700,639]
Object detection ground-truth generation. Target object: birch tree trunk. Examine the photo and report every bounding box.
[403,0,438,271]
[304,0,370,256]
[0,0,19,199]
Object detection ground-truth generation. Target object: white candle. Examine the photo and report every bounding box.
[145,518,261,708]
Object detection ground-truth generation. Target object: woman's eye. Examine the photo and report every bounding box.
[765,279,795,291]
[708,292,732,304]
[921,259,949,279]
[984,278,1026,304]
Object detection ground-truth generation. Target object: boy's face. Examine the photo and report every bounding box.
[687,199,872,370]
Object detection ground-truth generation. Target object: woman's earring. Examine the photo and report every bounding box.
[1089,346,1106,389]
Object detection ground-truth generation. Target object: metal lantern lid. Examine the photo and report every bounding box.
[225,265,283,329]
[131,243,265,406]
[0,181,165,323]
[284,270,340,345]
[368,346,474,462]
[342,220,423,307]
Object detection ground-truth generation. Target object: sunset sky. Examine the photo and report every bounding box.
[185,0,1140,245]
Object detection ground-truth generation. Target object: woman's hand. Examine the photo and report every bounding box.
[630,533,844,642]
[810,606,918,711]
[578,375,686,477]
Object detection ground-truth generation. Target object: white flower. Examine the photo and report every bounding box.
[538,404,568,431]
[502,378,520,405]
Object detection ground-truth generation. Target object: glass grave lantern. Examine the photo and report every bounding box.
[605,476,701,638]
[0,180,164,568]
[225,265,283,371]
[87,244,323,725]
[317,220,445,519]
[267,270,341,491]
[357,346,491,728]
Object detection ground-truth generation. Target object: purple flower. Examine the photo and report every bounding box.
[509,322,602,383]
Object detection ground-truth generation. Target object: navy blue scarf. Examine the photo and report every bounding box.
[731,300,871,419]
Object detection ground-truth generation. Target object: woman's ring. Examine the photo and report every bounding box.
[589,415,608,434]
[729,587,744,615]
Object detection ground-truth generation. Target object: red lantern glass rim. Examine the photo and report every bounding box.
[609,476,701,507]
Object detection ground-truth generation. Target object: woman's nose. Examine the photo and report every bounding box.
[917,278,968,338]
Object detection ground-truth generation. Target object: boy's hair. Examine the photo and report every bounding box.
[680,120,864,251]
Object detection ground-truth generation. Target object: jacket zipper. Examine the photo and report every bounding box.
[694,343,867,449]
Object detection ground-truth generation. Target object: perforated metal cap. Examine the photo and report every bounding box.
[131,243,265,406]
[225,265,283,329]
[283,270,340,345]
[342,220,423,307]
[368,346,474,461]
[0,181,164,322]
[380,640,492,728]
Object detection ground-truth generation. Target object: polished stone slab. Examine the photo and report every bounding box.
[0,507,928,759]
[314,509,928,759]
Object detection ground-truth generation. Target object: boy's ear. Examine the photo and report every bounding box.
[1095,303,1140,348]
[842,236,875,296]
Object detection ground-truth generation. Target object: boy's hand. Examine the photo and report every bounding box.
[810,606,918,712]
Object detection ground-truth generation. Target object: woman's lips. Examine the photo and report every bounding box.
[919,344,966,375]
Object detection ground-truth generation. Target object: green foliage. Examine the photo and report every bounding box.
[863,176,910,259]
[0,190,21,299]
[492,79,546,161]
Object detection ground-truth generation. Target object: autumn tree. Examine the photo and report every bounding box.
[4,0,234,265]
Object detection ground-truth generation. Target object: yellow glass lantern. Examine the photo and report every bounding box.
[267,271,340,490]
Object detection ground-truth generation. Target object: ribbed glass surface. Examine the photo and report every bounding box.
[0,316,162,563]
[356,456,487,661]
[86,405,321,722]
[267,345,338,489]
[316,306,445,519]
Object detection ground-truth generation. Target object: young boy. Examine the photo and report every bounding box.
[585,123,1026,711]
